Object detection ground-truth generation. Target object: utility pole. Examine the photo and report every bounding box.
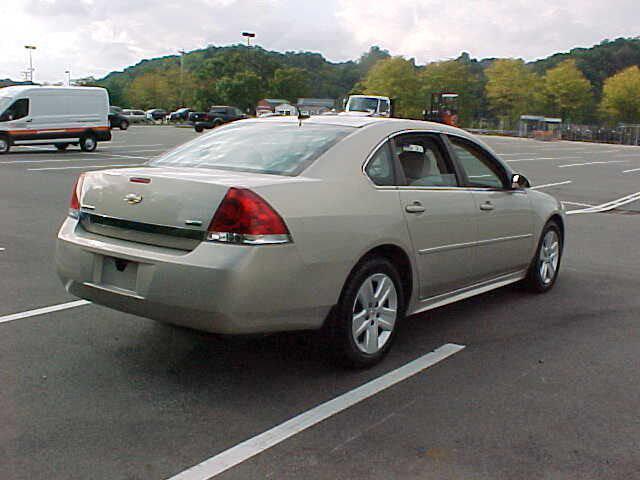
[24,45,36,82]
[178,49,186,106]
[65,70,71,86]
[242,32,255,46]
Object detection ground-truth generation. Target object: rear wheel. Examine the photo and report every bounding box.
[119,120,129,131]
[79,133,97,152]
[523,221,562,293]
[195,125,204,133]
[0,135,10,154]
[213,119,223,128]
[329,257,404,368]
[55,143,69,151]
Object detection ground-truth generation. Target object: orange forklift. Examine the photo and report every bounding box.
[423,92,459,127]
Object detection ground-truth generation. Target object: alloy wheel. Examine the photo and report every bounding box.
[351,273,397,354]
[539,230,560,285]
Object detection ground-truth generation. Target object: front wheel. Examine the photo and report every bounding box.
[329,257,404,368]
[119,120,129,131]
[523,221,563,293]
[0,135,10,154]
[195,125,204,133]
[79,134,97,152]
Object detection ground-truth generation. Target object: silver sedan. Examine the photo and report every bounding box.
[56,116,565,367]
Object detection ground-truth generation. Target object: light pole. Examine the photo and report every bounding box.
[178,49,186,106]
[65,70,71,86]
[241,32,255,46]
[24,45,36,82]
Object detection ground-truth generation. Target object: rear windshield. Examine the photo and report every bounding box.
[149,122,354,176]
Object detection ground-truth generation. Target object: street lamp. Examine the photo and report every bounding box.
[65,70,71,86]
[178,49,186,106]
[241,32,255,46]
[24,45,36,82]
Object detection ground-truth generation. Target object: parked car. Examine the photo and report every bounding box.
[109,107,129,130]
[0,85,111,154]
[146,109,167,121]
[167,108,192,122]
[121,109,148,123]
[56,117,565,367]
[193,106,247,132]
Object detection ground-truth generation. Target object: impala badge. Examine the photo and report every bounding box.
[124,193,143,205]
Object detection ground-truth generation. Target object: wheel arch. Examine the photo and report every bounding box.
[351,243,414,308]
[548,213,565,241]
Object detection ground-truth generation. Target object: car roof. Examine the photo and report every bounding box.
[0,85,106,96]
[242,115,500,157]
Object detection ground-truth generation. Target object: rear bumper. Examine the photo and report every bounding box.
[56,218,331,334]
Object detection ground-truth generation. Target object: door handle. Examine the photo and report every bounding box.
[480,201,494,211]
[25,119,32,123]
[405,202,426,213]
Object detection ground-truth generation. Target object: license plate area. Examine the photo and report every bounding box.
[101,256,139,292]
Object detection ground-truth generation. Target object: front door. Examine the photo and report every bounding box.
[447,135,534,281]
[392,132,478,299]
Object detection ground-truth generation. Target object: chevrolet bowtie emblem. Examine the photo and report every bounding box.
[124,193,143,205]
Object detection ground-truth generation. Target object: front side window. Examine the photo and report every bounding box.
[448,136,506,189]
[365,142,395,186]
[393,134,458,187]
[0,98,29,122]
[149,122,354,176]
[379,100,390,114]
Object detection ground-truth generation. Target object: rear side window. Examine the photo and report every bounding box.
[150,122,354,176]
[0,98,29,122]
[365,142,395,186]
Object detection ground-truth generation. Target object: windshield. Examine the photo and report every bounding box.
[346,97,379,113]
[149,122,354,176]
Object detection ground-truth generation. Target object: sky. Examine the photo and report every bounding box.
[1,0,638,83]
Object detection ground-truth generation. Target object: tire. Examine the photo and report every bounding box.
[119,120,129,131]
[523,220,563,293]
[0,135,10,154]
[79,133,97,152]
[55,143,69,151]
[213,119,223,128]
[195,125,204,133]
[328,257,405,368]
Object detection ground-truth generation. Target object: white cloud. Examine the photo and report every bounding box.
[0,0,637,83]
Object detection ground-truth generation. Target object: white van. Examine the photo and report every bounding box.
[0,86,111,154]
[343,95,392,117]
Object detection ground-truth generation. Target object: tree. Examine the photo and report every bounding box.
[419,59,483,125]
[215,70,263,111]
[362,57,421,118]
[600,66,640,123]
[358,46,391,74]
[542,60,593,123]
[269,67,311,101]
[485,59,541,123]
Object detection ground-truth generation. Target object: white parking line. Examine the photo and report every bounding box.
[561,200,595,208]
[506,156,583,163]
[530,180,572,190]
[0,300,90,325]
[622,167,640,173]
[566,192,640,215]
[558,160,627,168]
[28,163,145,171]
[166,343,465,480]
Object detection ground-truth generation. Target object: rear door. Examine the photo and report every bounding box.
[389,132,478,299]
[446,134,534,281]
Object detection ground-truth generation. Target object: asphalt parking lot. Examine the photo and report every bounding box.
[1,126,639,479]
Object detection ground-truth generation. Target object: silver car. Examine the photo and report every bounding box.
[56,117,565,367]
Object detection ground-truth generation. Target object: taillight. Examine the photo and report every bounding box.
[69,173,85,218]
[207,188,291,245]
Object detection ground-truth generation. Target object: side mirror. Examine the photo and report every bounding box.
[511,173,530,189]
